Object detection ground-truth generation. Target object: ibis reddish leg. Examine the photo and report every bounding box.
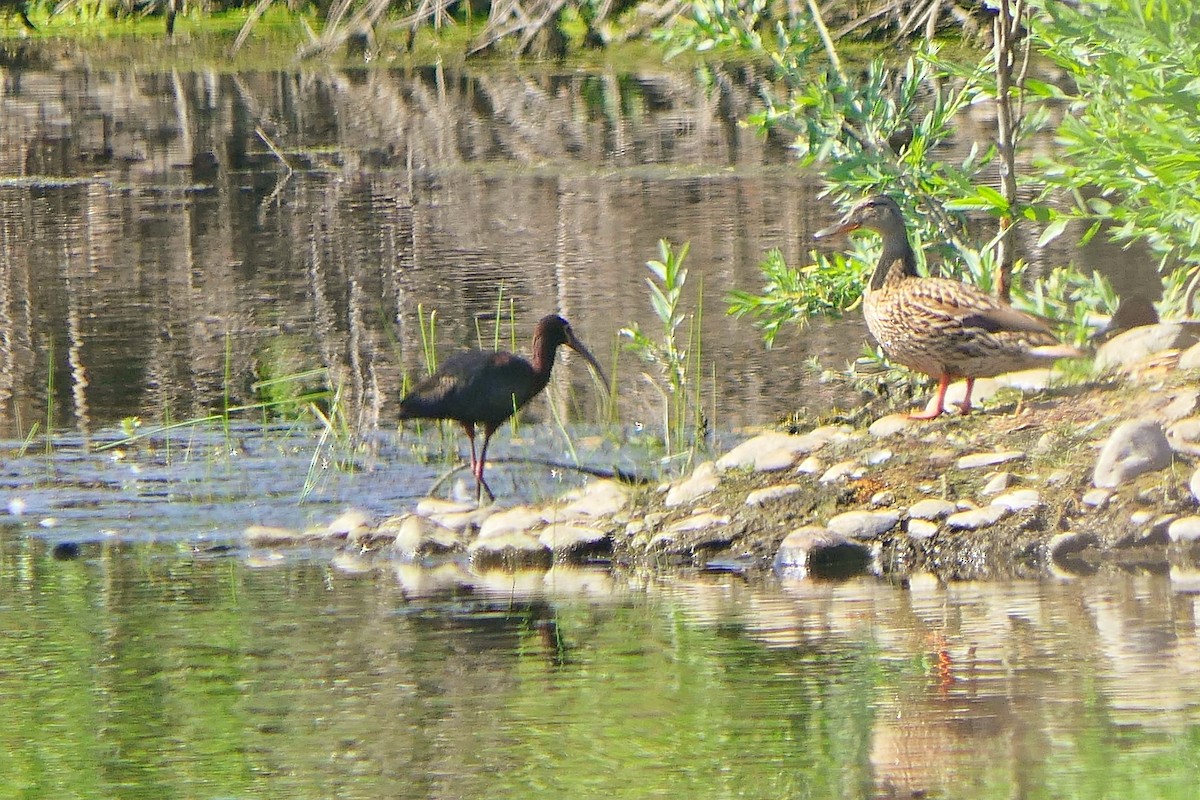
[475,427,497,502]
[461,422,480,474]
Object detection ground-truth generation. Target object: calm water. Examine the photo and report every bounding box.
[0,57,1191,798]
[0,62,851,442]
[0,63,1153,444]
[5,539,1200,799]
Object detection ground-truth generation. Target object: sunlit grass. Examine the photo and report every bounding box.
[0,4,709,74]
[1,4,307,39]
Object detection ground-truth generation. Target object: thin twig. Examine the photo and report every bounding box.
[230,0,275,56]
[256,126,294,212]
[806,0,844,83]
[255,126,294,173]
[992,0,1020,300]
[427,456,650,497]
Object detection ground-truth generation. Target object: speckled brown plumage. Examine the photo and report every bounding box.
[815,195,1082,419]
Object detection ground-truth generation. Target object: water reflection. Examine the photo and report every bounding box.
[0,420,644,549]
[0,62,858,447]
[5,540,1200,798]
[0,57,1169,452]
[2,55,1190,798]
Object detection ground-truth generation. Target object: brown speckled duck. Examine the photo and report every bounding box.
[815,195,1083,419]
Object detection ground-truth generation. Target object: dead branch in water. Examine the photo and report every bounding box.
[428,456,650,498]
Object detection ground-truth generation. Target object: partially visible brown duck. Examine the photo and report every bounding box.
[1092,293,1158,344]
[815,195,1083,419]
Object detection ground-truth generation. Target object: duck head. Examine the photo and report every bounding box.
[813,195,907,240]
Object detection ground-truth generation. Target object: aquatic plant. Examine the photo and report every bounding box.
[301,379,354,501]
[475,291,517,353]
[44,332,54,460]
[404,301,523,466]
[16,422,40,460]
[416,303,438,378]
[397,301,617,498]
[96,362,352,501]
[620,239,707,464]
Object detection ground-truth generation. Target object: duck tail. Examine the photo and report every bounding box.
[1029,344,1086,360]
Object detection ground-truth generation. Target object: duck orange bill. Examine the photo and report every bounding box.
[813,218,861,239]
[565,332,609,391]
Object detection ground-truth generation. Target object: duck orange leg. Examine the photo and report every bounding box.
[956,377,976,415]
[908,374,952,420]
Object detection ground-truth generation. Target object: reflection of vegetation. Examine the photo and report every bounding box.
[4,547,1200,797]
[0,546,879,797]
[494,606,878,798]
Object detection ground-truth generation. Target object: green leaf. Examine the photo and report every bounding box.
[1078,220,1103,247]
[1024,78,1068,99]
[974,184,1010,212]
[648,283,671,323]
[1037,217,1071,247]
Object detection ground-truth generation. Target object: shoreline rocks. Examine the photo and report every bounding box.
[247,322,1200,582]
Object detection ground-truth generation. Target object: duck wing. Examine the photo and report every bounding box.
[905,279,1057,338]
[958,305,1057,336]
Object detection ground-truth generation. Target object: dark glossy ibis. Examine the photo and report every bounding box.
[398,314,607,501]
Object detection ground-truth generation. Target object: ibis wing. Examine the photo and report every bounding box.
[462,353,539,425]
[399,350,536,428]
